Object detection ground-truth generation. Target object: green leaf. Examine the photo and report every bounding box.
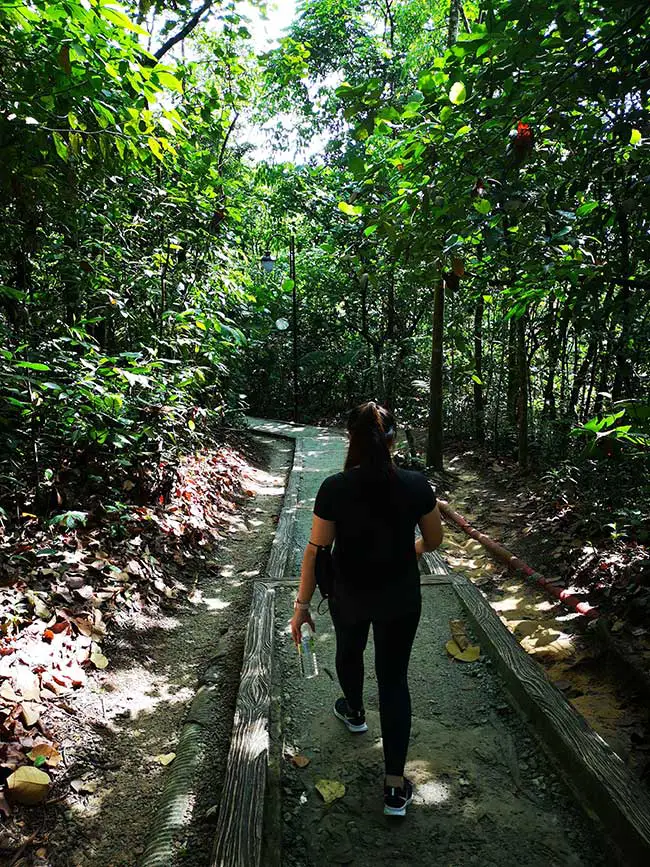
[471,374,484,385]
[449,81,467,104]
[147,137,163,160]
[282,278,295,292]
[576,201,599,217]
[0,285,26,300]
[338,202,363,217]
[473,199,491,215]
[15,361,51,372]
[630,128,641,145]
[155,70,183,93]
[348,155,365,177]
[100,6,149,36]
[52,132,68,161]
[418,71,436,93]
[364,224,379,236]
[455,125,471,137]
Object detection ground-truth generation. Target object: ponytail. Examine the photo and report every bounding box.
[344,401,396,475]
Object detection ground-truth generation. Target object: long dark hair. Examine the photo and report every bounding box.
[344,401,396,474]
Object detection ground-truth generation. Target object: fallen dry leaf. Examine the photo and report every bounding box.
[7,765,50,805]
[0,790,11,817]
[154,753,176,766]
[28,743,62,768]
[445,639,481,663]
[73,617,93,637]
[0,681,19,702]
[291,754,310,768]
[90,650,108,670]
[21,702,42,727]
[15,670,40,702]
[449,619,470,651]
[315,779,345,806]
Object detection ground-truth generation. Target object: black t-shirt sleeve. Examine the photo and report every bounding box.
[313,474,339,521]
[417,476,436,517]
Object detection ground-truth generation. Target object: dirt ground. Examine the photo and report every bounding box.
[3,434,291,867]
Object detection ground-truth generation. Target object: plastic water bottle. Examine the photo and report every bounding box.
[299,623,318,679]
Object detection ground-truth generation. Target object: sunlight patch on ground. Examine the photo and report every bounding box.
[412,777,452,806]
[101,666,195,722]
[492,595,525,612]
[203,595,231,611]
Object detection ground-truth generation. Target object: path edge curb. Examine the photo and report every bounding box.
[137,428,295,867]
[452,573,650,866]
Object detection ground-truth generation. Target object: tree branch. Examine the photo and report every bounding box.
[152,0,214,62]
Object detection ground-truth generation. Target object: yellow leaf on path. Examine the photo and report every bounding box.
[90,651,109,670]
[28,743,62,767]
[449,619,470,651]
[446,639,481,663]
[292,754,310,768]
[7,766,50,805]
[315,779,345,805]
[154,753,176,766]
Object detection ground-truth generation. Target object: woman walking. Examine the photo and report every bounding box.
[290,401,443,816]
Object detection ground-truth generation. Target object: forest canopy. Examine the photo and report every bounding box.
[1,0,648,533]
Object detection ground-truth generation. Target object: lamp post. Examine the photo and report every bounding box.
[261,236,299,423]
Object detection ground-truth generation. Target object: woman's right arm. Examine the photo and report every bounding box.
[416,504,443,556]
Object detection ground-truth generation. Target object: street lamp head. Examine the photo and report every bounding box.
[261,250,275,272]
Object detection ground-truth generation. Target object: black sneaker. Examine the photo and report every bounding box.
[383,778,414,817]
[333,697,368,733]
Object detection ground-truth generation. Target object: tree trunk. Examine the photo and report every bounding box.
[426,277,444,470]
[541,301,570,421]
[473,294,485,443]
[612,207,634,399]
[506,317,518,433]
[568,338,598,419]
[447,0,460,45]
[516,315,528,467]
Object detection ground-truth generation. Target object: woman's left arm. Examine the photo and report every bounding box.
[289,515,335,644]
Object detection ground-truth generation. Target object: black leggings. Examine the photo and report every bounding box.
[330,603,421,777]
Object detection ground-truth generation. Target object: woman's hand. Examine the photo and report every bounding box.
[290,607,315,645]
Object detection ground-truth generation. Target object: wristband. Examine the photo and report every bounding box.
[294,599,310,610]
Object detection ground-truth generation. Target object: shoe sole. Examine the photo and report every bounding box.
[383,791,414,817]
[333,706,368,733]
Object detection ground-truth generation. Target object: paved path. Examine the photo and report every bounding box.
[245,419,620,867]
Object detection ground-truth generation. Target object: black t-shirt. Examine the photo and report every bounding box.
[313,466,436,621]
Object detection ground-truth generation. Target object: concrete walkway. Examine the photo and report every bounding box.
[248,419,618,867]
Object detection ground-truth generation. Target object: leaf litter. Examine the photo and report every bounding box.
[0,442,257,855]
